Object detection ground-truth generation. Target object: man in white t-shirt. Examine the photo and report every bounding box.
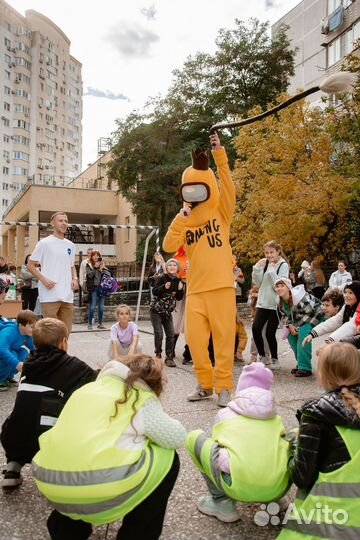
[27,212,79,334]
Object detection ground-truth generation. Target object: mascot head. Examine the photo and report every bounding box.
[180,148,219,225]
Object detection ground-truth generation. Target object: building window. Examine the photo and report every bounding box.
[328,0,352,13]
[2,167,9,175]
[2,183,9,190]
[125,216,130,242]
[2,118,10,127]
[13,151,29,161]
[4,102,10,111]
[3,134,10,143]
[2,199,9,207]
[4,86,10,95]
[327,18,360,67]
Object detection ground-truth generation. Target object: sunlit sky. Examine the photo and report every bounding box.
[9,0,301,168]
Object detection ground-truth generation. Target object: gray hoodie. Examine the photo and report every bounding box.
[252,258,289,310]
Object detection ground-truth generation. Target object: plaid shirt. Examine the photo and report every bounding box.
[278,291,324,328]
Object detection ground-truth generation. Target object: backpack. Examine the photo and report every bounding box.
[98,274,119,297]
[150,295,176,316]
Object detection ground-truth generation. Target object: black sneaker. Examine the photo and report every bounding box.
[2,470,23,490]
[0,382,8,392]
[295,369,312,378]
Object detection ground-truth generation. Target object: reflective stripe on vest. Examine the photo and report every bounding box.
[49,447,154,516]
[285,519,359,540]
[32,449,147,486]
[187,415,289,503]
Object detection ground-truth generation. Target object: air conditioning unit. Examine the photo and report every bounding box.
[11,62,16,67]
[11,90,16,94]
[15,79,20,84]
[38,104,42,108]
[6,160,10,163]
[11,48,16,53]
[321,17,329,34]
[1,116,6,120]
[24,113,29,117]
[36,127,41,131]
[38,165,43,169]
[45,165,50,169]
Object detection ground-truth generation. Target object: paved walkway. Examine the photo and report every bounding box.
[0,321,327,540]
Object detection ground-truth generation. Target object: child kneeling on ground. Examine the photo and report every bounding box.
[186,362,290,523]
[0,309,37,391]
[108,304,143,360]
[32,354,187,540]
[275,277,324,378]
[277,342,360,538]
[1,318,97,489]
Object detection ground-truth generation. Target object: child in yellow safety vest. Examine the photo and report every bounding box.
[32,355,186,540]
[278,342,360,539]
[186,362,290,523]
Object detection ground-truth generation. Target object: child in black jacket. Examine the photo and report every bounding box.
[150,258,184,367]
[1,317,97,489]
[279,342,360,538]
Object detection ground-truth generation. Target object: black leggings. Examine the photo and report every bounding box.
[252,308,279,359]
[47,452,180,540]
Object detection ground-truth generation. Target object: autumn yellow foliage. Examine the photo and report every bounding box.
[231,98,356,264]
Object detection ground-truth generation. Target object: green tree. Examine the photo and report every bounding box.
[231,98,357,265]
[108,18,296,236]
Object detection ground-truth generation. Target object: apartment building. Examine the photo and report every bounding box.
[272,0,360,104]
[0,0,82,217]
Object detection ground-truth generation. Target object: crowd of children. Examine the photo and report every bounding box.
[1,246,360,539]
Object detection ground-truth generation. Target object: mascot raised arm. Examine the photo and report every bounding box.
[163,132,235,407]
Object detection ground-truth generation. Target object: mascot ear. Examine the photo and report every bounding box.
[192,148,209,171]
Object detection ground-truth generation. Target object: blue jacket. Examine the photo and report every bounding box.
[0,322,34,382]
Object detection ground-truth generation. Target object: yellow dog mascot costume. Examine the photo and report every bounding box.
[163,132,235,406]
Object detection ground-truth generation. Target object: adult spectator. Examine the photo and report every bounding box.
[20,255,39,311]
[27,211,78,335]
[0,257,8,275]
[329,260,352,292]
[85,250,110,330]
[303,260,326,299]
[79,247,93,290]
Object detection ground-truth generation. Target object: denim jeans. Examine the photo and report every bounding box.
[150,310,174,357]
[88,289,105,325]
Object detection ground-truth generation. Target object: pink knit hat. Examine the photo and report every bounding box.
[237,362,274,392]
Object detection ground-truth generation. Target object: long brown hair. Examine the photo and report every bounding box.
[317,343,360,415]
[312,259,326,286]
[89,250,101,265]
[112,355,165,429]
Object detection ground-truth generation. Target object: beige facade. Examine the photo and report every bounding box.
[0,0,82,218]
[1,150,139,267]
[272,0,360,105]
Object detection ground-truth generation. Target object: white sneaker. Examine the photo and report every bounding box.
[259,355,271,366]
[197,495,241,523]
[218,389,231,408]
[269,358,280,371]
